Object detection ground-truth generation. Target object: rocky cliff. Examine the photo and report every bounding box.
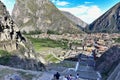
[0,1,44,71]
[85,2,120,33]
[61,11,88,28]
[96,45,120,79]
[12,0,83,34]
[107,63,120,80]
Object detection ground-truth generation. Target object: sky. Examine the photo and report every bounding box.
[1,0,15,14]
[1,0,120,24]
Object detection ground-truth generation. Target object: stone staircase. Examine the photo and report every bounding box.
[47,60,101,80]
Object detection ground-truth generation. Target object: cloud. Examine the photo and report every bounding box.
[51,0,69,6]
[56,1,69,6]
[84,1,93,4]
[59,5,103,24]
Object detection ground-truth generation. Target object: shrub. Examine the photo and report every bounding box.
[47,30,60,35]
[0,50,11,65]
[23,30,42,35]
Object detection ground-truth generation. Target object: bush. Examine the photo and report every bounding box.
[23,30,42,35]
[0,50,11,65]
[114,38,120,43]
[47,30,60,35]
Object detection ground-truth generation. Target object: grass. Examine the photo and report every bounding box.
[113,38,120,43]
[0,50,11,65]
[25,36,67,63]
[45,54,60,63]
[23,30,42,35]
[27,37,68,52]
[47,30,61,35]
[45,54,53,60]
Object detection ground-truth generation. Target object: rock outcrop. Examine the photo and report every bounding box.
[85,2,120,33]
[0,1,44,71]
[12,0,83,34]
[96,46,120,78]
[0,1,20,51]
[107,63,120,80]
[61,11,88,28]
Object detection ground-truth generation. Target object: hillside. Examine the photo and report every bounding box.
[61,11,88,28]
[85,2,120,33]
[107,63,120,80]
[96,45,120,79]
[12,0,83,34]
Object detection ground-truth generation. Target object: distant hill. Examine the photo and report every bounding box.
[85,2,120,33]
[61,11,88,28]
[12,0,83,34]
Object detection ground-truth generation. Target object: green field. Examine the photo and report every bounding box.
[27,37,68,52]
[45,54,61,63]
[27,37,82,63]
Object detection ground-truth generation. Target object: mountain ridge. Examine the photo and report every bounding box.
[85,2,120,33]
[12,0,83,34]
[61,11,88,28]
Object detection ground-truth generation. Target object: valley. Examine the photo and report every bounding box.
[0,0,120,80]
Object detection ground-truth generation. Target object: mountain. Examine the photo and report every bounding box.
[12,0,83,34]
[85,2,120,33]
[0,1,44,71]
[61,11,88,28]
[95,46,120,79]
[107,63,120,80]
